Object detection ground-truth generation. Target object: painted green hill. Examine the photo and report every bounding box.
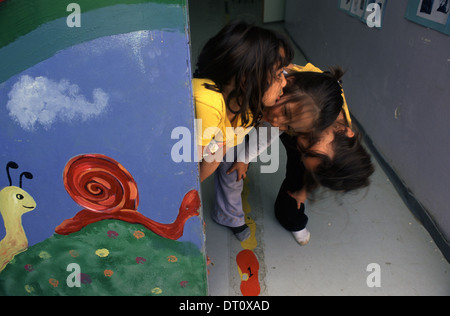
[0,219,207,296]
[0,0,185,48]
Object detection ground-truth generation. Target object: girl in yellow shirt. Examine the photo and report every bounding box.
[193,20,294,181]
[193,20,294,240]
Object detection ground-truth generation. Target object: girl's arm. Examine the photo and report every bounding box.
[226,161,249,182]
[236,121,282,163]
[224,122,281,182]
[287,187,308,210]
[198,142,227,182]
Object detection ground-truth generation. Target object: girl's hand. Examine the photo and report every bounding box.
[199,142,226,183]
[227,162,249,182]
[287,188,307,210]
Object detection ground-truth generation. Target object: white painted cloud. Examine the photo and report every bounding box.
[6,75,109,131]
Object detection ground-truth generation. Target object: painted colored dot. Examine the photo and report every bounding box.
[107,230,119,239]
[167,255,178,262]
[39,251,51,260]
[136,257,146,264]
[133,230,145,239]
[95,248,109,257]
[80,273,92,284]
[49,278,59,287]
[24,285,35,294]
[69,250,79,258]
[151,287,162,295]
[104,269,114,277]
[180,281,188,288]
[24,264,34,272]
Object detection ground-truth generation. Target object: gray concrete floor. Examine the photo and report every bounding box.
[189,0,450,296]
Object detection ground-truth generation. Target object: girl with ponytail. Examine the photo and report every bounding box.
[264,64,374,245]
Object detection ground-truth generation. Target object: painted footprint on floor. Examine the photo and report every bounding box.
[236,249,260,296]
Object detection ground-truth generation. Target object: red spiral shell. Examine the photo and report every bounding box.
[63,154,139,213]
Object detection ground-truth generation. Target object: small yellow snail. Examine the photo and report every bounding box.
[0,161,35,273]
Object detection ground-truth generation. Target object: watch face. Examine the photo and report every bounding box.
[203,139,221,158]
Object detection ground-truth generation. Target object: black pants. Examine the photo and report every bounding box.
[274,133,308,232]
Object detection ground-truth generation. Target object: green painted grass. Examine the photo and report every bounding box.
[0,219,207,296]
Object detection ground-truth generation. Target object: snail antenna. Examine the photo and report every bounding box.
[6,161,19,186]
[20,172,33,188]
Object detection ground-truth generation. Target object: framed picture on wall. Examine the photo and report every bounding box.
[362,0,388,28]
[416,0,449,24]
[350,0,366,17]
[405,0,450,35]
[339,0,353,12]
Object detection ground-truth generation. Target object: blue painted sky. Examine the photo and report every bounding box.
[0,30,202,248]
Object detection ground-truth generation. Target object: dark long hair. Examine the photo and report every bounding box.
[280,67,374,193]
[194,20,294,127]
[302,129,375,193]
[279,66,345,136]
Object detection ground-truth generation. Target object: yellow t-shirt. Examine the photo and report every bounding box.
[290,63,352,129]
[193,78,253,148]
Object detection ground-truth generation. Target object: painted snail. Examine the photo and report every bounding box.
[55,154,200,240]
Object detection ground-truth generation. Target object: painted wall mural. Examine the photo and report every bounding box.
[0,162,36,272]
[0,0,207,295]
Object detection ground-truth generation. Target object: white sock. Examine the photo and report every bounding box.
[292,228,310,246]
